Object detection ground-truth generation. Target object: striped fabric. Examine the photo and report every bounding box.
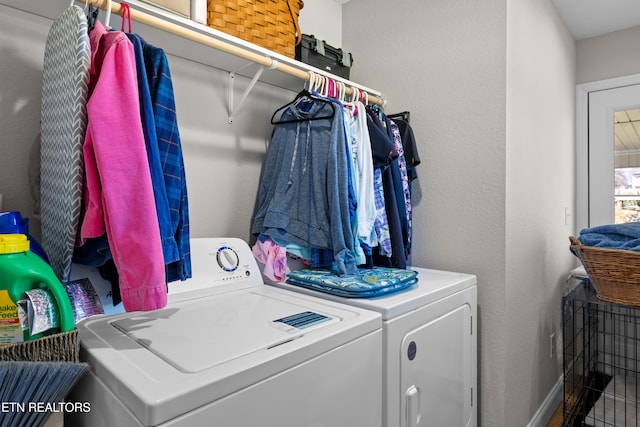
[40,5,91,281]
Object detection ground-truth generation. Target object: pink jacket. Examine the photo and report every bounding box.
[81,22,167,311]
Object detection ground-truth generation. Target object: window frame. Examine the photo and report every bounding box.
[576,73,640,233]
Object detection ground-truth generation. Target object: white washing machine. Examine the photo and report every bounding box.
[267,266,477,427]
[65,238,383,427]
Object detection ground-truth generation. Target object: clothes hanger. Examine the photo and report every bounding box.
[342,85,360,116]
[304,70,314,92]
[387,111,411,123]
[102,0,112,29]
[338,82,360,116]
[120,2,132,33]
[311,71,321,93]
[315,75,326,97]
[349,87,359,103]
[365,93,387,125]
[306,71,316,93]
[270,72,335,125]
[327,78,335,99]
[338,82,346,102]
[335,80,344,101]
[313,74,322,96]
[312,73,320,93]
[320,76,329,98]
[371,103,384,118]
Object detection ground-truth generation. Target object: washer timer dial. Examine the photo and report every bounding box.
[216,246,240,272]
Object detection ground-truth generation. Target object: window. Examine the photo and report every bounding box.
[576,77,640,231]
[614,109,640,224]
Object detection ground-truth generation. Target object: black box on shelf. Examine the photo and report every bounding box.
[295,34,353,80]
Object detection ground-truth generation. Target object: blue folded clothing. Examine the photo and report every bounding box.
[286,267,418,298]
[577,223,640,251]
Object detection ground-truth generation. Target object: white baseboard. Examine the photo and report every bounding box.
[527,375,563,427]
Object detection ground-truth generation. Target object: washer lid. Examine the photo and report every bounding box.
[78,285,380,426]
[110,291,335,373]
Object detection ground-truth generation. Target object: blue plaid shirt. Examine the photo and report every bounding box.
[126,33,179,269]
[142,40,191,282]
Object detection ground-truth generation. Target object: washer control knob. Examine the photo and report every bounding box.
[216,246,239,272]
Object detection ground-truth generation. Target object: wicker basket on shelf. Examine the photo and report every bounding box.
[569,235,640,306]
[207,0,304,58]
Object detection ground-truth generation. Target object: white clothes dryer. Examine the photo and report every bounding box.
[266,266,477,427]
[66,238,383,427]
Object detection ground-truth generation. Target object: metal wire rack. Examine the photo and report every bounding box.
[563,279,640,426]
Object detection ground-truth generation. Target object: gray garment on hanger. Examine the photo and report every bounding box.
[40,5,91,281]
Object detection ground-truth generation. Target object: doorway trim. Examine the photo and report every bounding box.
[576,73,640,232]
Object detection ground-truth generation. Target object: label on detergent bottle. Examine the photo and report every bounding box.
[0,290,23,344]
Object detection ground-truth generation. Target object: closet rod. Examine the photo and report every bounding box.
[79,0,385,106]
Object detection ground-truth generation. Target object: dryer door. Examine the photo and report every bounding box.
[400,304,473,427]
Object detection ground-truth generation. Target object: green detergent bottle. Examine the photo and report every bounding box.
[0,234,75,343]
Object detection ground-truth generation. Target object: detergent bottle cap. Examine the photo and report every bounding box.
[0,234,30,254]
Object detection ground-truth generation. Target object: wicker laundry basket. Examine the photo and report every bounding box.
[207,0,304,58]
[570,235,640,306]
[0,330,80,363]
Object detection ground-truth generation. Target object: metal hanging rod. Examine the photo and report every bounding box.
[78,0,386,106]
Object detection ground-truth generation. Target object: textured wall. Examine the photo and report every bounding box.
[0,5,49,238]
[298,0,342,47]
[343,0,508,425]
[577,25,640,84]
[344,0,576,425]
[505,0,576,425]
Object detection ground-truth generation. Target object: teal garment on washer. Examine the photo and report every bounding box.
[286,267,418,298]
[40,5,91,281]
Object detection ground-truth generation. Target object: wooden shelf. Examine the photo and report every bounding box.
[2,0,383,102]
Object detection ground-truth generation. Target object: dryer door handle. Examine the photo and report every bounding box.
[406,385,421,427]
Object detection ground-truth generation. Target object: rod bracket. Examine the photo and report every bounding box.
[228,60,278,124]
